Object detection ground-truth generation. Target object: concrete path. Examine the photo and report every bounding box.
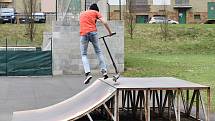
[0,75,99,121]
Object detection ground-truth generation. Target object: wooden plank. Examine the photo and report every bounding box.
[87,113,93,121]
[200,92,207,120]
[186,90,189,115]
[188,90,197,115]
[114,91,119,121]
[196,90,200,120]
[177,90,181,121]
[159,90,163,116]
[104,77,209,90]
[103,104,114,120]
[145,90,150,121]
[207,88,210,121]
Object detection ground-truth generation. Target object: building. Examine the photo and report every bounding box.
[1,0,215,24]
[0,0,41,14]
[41,0,55,13]
[0,0,13,8]
[108,4,126,20]
[110,0,215,24]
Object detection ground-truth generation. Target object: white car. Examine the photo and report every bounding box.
[149,17,179,24]
[33,12,46,23]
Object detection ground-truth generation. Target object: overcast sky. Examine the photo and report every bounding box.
[108,0,126,5]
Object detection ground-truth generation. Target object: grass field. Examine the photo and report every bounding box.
[0,24,48,47]
[124,24,215,111]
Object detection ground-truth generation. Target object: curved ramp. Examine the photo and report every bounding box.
[12,79,116,121]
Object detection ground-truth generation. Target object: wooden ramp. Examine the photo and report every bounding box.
[12,79,117,121]
[103,77,210,121]
[12,77,211,121]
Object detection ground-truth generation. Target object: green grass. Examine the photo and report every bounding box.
[124,24,215,111]
[0,24,49,47]
[126,24,215,54]
[124,53,215,86]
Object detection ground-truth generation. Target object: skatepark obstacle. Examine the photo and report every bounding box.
[12,77,210,121]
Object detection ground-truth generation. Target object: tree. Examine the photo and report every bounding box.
[160,1,169,41]
[125,0,136,39]
[23,0,37,42]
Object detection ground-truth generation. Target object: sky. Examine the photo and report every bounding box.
[108,0,126,5]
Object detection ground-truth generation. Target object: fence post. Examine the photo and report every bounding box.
[50,36,53,76]
[6,37,8,76]
[56,0,58,21]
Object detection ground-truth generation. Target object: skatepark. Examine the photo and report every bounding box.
[0,76,212,121]
[0,0,214,121]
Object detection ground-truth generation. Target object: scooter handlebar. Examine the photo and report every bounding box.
[99,32,116,39]
[110,32,116,36]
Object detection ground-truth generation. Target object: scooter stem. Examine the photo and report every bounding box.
[101,37,118,74]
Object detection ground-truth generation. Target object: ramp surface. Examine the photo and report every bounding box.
[104,77,209,90]
[12,79,116,121]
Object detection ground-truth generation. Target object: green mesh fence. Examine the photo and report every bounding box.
[0,51,6,76]
[0,51,52,76]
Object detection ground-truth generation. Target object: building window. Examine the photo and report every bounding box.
[0,3,8,8]
[194,14,201,20]
[130,0,150,13]
[175,0,189,5]
[153,0,170,5]
[135,0,148,5]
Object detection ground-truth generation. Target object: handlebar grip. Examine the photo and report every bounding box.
[99,32,116,39]
[111,32,116,36]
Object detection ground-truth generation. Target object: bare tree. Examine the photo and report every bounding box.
[125,0,136,39]
[160,3,169,41]
[23,0,37,42]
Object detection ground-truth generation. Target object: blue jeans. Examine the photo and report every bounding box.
[80,32,107,74]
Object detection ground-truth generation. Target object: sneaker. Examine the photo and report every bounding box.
[84,72,92,84]
[101,70,108,79]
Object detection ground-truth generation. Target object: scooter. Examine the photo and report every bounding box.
[99,32,120,82]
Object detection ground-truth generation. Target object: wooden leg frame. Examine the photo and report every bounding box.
[85,91,119,121]
[120,88,210,121]
[85,88,210,121]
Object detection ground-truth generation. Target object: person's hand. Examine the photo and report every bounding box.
[109,32,116,37]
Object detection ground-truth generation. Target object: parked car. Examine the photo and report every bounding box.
[33,12,46,23]
[0,8,16,24]
[19,12,46,24]
[0,17,3,24]
[149,17,179,24]
[19,17,32,24]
